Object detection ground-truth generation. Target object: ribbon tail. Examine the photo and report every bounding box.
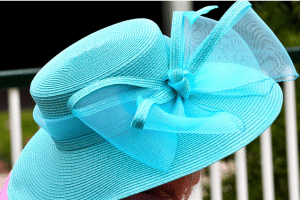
[131,87,177,130]
[184,5,218,25]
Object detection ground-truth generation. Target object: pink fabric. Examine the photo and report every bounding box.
[0,172,10,200]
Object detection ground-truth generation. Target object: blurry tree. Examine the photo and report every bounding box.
[251,1,300,47]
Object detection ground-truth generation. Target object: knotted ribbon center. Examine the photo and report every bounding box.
[165,69,195,100]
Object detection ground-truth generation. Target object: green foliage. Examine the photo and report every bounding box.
[251,1,300,47]
[0,108,38,171]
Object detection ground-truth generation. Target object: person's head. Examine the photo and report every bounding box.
[123,170,204,200]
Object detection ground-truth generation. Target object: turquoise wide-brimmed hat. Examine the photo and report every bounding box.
[6,1,298,199]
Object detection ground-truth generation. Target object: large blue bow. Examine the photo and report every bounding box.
[67,1,274,172]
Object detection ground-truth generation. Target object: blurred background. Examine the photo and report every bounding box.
[0,1,299,200]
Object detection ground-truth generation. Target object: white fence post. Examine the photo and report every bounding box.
[210,161,222,200]
[171,1,193,12]
[260,127,275,200]
[235,147,248,200]
[199,181,203,200]
[283,80,300,200]
[188,181,202,200]
[8,87,23,166]
[163,1,193,37]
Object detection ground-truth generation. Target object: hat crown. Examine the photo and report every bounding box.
[30,18,170,119]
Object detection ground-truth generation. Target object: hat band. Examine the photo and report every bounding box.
[33,105,95,141]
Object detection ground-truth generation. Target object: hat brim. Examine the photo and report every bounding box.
[8,78,282,199]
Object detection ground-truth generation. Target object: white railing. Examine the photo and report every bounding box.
[284,80,300,200]
[235,146,248,200]
[7,88,23,166]
[260,127,275,200]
